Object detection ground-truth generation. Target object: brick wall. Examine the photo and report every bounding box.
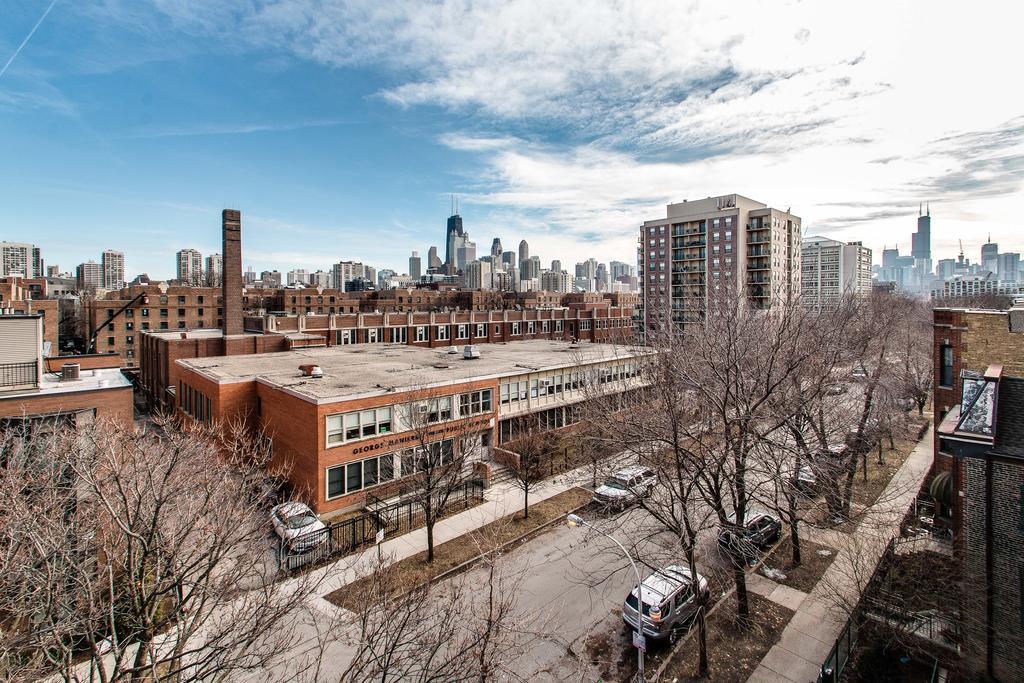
[960,455,1024,681]
[0,386,132,430]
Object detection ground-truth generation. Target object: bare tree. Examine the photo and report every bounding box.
[339,522,528,682]
[395,389,482,562]
[498,414,553,520]
[0,415,325,683]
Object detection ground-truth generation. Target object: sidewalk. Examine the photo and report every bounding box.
[294,451,633,612]
[747,423,935,683]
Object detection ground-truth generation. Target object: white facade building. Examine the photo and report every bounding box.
[801,236,873,308]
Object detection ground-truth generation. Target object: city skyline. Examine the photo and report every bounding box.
[1,2,1021,279]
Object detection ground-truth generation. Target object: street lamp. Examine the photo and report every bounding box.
[566,513,646,682]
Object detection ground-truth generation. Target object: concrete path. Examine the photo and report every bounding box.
[747,423,935,683]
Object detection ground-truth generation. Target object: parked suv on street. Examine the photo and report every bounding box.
[593,465,656,509]
[622,565,710,641]
[717,511,782,565]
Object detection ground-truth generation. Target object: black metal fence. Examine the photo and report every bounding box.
[278,479,485,572]
[819,609,859,683]
[0,361,37,389]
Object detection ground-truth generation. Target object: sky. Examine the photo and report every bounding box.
[1,0,1022,281]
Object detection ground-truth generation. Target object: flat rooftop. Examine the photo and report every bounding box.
[0,366,131,401]
[179,340,644,404]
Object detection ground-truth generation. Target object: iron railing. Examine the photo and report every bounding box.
[278,479,485,572]
[0,361,37,389]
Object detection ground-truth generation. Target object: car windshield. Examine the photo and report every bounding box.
[603,478,627,490]
[284,512,318,529]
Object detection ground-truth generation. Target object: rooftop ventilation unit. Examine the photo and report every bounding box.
[61,363,80,381]
[463,345,481,360]
[447,345,459,354]
[298,364,324,378]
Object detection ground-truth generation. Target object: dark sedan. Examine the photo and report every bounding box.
[717,512,782,565]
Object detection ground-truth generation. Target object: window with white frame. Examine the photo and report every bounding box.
[424,396,452,423]
[459,389,492,416]
[494,324,501,336]
[580,320,591,331]
[511,322,521,335]
[527,321,535,334]
[390,327,407,343]
[542,320,549,333]
[337,329,355,345]
[437,325,450,341]
[475,323,486,338]
[415,326,428,342]
[326,406,393,445]
[456,324,468,339]
[326,453,396,499]
[367,327,380,343]
[400,439,453,476]
[555,320,563,332]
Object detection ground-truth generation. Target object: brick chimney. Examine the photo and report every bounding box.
[222,209,243,336]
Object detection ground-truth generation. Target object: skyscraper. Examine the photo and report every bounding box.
[502,251,515,267]
[206,254,223,287]
[981,235,999,274]
[427,246,442,270]
[518,240,529,266]
[445,202,465,267]
[409,251,422,279]
[551,259,562,273]
[911,203,931,261]
[101,249,125,290]
[801,236,873,308]
[176,248,203,286]
[491,238,503,259]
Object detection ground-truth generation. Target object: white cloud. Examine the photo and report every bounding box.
[120,0,1024,266]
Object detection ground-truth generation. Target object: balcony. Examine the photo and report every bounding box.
[0,361,38,391]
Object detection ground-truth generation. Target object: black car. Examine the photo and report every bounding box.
[717,512,782,565]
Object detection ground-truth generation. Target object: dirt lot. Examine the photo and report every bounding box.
[325,487,592,610]
[659,592,794,683]
[761,536,837,594]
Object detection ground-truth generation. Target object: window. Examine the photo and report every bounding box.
[177,321,186,329]
[457,324,468,339]
[555,320,563,332]
[542,320,549,333]
[426,396,452,423]
[107,337,115,346]
[494,324,501,336]
[475,323,486,338]
[437,325,450,341]
[415,326,428,342]
[940,345,954,388]
[125,322,133,331]
[326,407,393,445]
[511,322,521,335]
[178,296,186,304]
[125,336,134,345]
[527,321,536,334]
[141,322,150,330]
[725,230,732,240]
[160,322,168,329]
[400,439,454,476]
[459,389,492,416]
[141,308,150,317]
[390,327,408,343]
[580,320,591,331]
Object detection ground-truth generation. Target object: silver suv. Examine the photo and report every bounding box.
[622,565,710,641]
[593,465,656,509]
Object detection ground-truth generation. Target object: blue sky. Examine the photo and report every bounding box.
[2,1,1022,280]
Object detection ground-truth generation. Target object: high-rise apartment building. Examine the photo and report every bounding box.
[332,261,376,292]
[541,270,571,293]
[259,270,283,288]
[936,258,957,281]
[311,270,332,289]
[409,251,422,280]
[286,269,308,287]
[551,259,562,273]
[205,254,223,287]
[76,261,103,292]
[610,261,634,280]
[101,249,125,290]
[176,249,203,286]
[638,193,801,331]
[0,242,42,278]
[464,259,493,290]
[800,236,872,308]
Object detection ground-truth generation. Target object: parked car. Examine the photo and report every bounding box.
[622,565,710,641]
[270,502,328,552]
[717,511,782,565]
[593,465,656,509]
